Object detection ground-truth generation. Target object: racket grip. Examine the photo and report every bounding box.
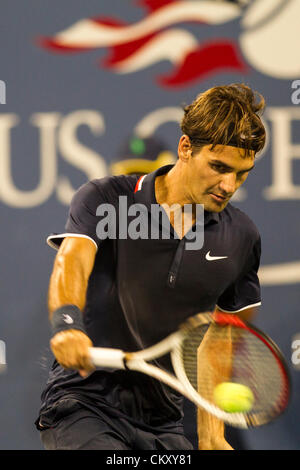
[89,347,126,369]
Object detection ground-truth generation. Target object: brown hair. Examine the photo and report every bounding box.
[180,83,266,156]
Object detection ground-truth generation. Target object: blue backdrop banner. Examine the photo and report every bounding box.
[0,0,299,450]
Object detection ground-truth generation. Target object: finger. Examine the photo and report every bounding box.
[78,369,93,378]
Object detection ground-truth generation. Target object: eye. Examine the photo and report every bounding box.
[210,163,228,173]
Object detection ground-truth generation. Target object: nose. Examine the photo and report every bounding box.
[219,173,236,195]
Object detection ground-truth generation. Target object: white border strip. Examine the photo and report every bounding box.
[216,301,261,314]
[259,262,300,285]
[47,233,98,251]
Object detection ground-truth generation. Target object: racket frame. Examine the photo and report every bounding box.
[89,312,290,428]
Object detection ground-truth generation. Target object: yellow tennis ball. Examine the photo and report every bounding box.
[213,382,254,413]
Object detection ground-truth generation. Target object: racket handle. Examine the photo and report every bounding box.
[89,347,126,369]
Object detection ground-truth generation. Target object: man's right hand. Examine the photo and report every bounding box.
[50,329,95,377]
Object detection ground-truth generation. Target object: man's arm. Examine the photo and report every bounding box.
[49,236,97,377]
[232,306,258,322]
[196,306,259,450]
[197,317,233,450]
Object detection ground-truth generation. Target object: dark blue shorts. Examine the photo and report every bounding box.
[38,398,194,450]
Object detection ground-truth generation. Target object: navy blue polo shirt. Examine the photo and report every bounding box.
[39,164,261,429]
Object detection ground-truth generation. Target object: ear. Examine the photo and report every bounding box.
[178,135,192,162]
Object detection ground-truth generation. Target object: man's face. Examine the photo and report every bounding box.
[183,142,255,212]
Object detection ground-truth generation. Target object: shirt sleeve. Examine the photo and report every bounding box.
[216,235,262,313]
[47,180,108,251]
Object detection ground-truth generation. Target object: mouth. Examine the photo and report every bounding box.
[209,193,228,203]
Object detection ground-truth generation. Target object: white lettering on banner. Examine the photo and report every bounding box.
[134,106,184,138]
[0,106,299,208]
[0,113,59,208]
[56,110,107,205]
[0,111,108,208]
[264,107,300,199]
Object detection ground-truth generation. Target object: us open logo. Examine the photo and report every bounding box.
[38,0,300,88]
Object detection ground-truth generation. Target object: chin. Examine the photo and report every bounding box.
[204,200,228,213]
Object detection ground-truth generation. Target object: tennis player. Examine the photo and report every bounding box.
[36,83,266,450]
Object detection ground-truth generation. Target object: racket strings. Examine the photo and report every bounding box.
[180,323,288,417]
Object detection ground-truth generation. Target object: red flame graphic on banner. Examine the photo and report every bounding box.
[37,0,248,88]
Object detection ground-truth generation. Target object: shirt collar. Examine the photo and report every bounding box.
[134,164,172,209]
[134,164,219,225]
[204,210,220,225]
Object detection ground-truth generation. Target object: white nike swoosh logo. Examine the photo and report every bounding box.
[205,251,228,261]
[63,314,74,324]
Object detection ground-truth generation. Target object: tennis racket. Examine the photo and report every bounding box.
[89,312,290,428]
